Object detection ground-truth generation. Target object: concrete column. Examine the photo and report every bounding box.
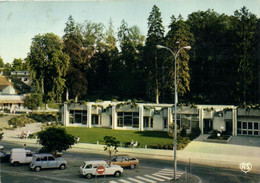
[87,104,92,128]
[63,103,69,126]
[168,107,173,130]
[199,108,204,134]
[232,108,237,136]
[139,105,144,131]
[112,105,117,129]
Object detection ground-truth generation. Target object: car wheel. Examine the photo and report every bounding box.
[114,171,121,177]
[35,166,41,172]
[59,164,66,170]
[85,173,92,179]
[130,164,135,169]
[13,162,19,167]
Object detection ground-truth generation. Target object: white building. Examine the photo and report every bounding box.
[61,101,260,136]
[0,76,25,110]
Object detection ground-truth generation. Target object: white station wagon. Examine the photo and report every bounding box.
[80,160,123,179]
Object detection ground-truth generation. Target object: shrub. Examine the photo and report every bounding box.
[8,115,36,128]
[27,112,61,122]
[180,127,187,137]
[189,126,201,140]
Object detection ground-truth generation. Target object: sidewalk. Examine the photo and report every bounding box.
[2,123,260,174]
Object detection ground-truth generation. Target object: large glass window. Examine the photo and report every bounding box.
[143,117,153,128]
[92,115,101,125]
[117,112,139,128]
[174,114,199,130]
[69,110,87,125]
[238,121,260,136]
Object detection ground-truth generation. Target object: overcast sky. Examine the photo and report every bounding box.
[0,0,259,64]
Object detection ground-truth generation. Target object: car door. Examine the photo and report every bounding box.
[48,156,57,168]
[84,164,93,175]
[40,156,48,168]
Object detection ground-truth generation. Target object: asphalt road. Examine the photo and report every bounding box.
[0,141,260,183]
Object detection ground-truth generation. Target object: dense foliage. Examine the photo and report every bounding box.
[8,115,36,128]
[37,127,76,155]
[1,6,259,105]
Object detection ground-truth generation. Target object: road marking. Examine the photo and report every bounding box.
[127,177,145,183]
[135,176,157,183]
[109,181,118,183]
[152,173,172,180]
[144,175,165,181]
[119,179,132,183]
[156,172,173,176]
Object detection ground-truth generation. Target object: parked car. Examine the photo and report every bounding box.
[80,160,123,179]
[110,154,139,169]
[0,151,10,163]
[30,153,67,172]
[10,148,34,166]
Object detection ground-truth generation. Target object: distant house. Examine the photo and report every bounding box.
[0,76,25,111]
[11,71,30,85]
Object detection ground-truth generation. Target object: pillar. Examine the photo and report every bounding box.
[199,108,204,134]
[112,105,117,129]
[232,108,237,136]
[87,104,92,128]
[139,105,144,131]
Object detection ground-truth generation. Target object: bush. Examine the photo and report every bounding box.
[180,127,187,137]
[27,112,61,122]
[189,126,201,140]
[8,115,36,128]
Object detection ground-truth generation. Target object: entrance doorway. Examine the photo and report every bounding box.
[204,119,213,134]
[225,121,232,135]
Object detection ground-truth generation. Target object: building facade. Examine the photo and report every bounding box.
[61,101,260,136]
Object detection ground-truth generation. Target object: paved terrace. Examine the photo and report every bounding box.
[1,121,260,174]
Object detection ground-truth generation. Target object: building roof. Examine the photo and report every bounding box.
[0,76,11,86]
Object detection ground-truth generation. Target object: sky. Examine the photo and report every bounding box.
[0,0,260,64]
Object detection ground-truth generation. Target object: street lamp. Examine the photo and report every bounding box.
[156,44,191,180]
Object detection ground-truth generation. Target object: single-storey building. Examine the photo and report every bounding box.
[61,101,260,136]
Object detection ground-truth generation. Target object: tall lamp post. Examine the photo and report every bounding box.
[156,44,191,180]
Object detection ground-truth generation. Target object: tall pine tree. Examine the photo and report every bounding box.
[145,5,165,103]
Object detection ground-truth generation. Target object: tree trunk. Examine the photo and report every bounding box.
[75,95,78,103]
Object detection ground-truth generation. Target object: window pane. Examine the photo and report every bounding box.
[117,118,123,127]
[254,123,258,130]
[118,112,123,116]
[133,112,139,117]
[133,118,139,128]
[124,117,132,126]
[143,117,149,128]
[248,131,253,135]
[243,122,247,129]
[151,118,153,128]
[248,122,252,129]
[242,131,247,135]
[237,121,241,128]
[254,131,258,135]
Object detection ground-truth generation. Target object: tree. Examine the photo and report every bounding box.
[165,15,193,102]
[0,56,4,68]
[12,58,24,71]
[117,20,145,99]
[63,16,87,102]
[27,33,69,103]
[104,136,119,162]
[233,6,258,104]
[187,10,235,104]
[37,127,76,156]
[24,93,43,110]
[144,5,165,103]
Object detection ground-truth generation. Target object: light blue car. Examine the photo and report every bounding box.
[30,153,67,172]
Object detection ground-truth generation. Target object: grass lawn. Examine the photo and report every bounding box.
[65,127,173,148]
